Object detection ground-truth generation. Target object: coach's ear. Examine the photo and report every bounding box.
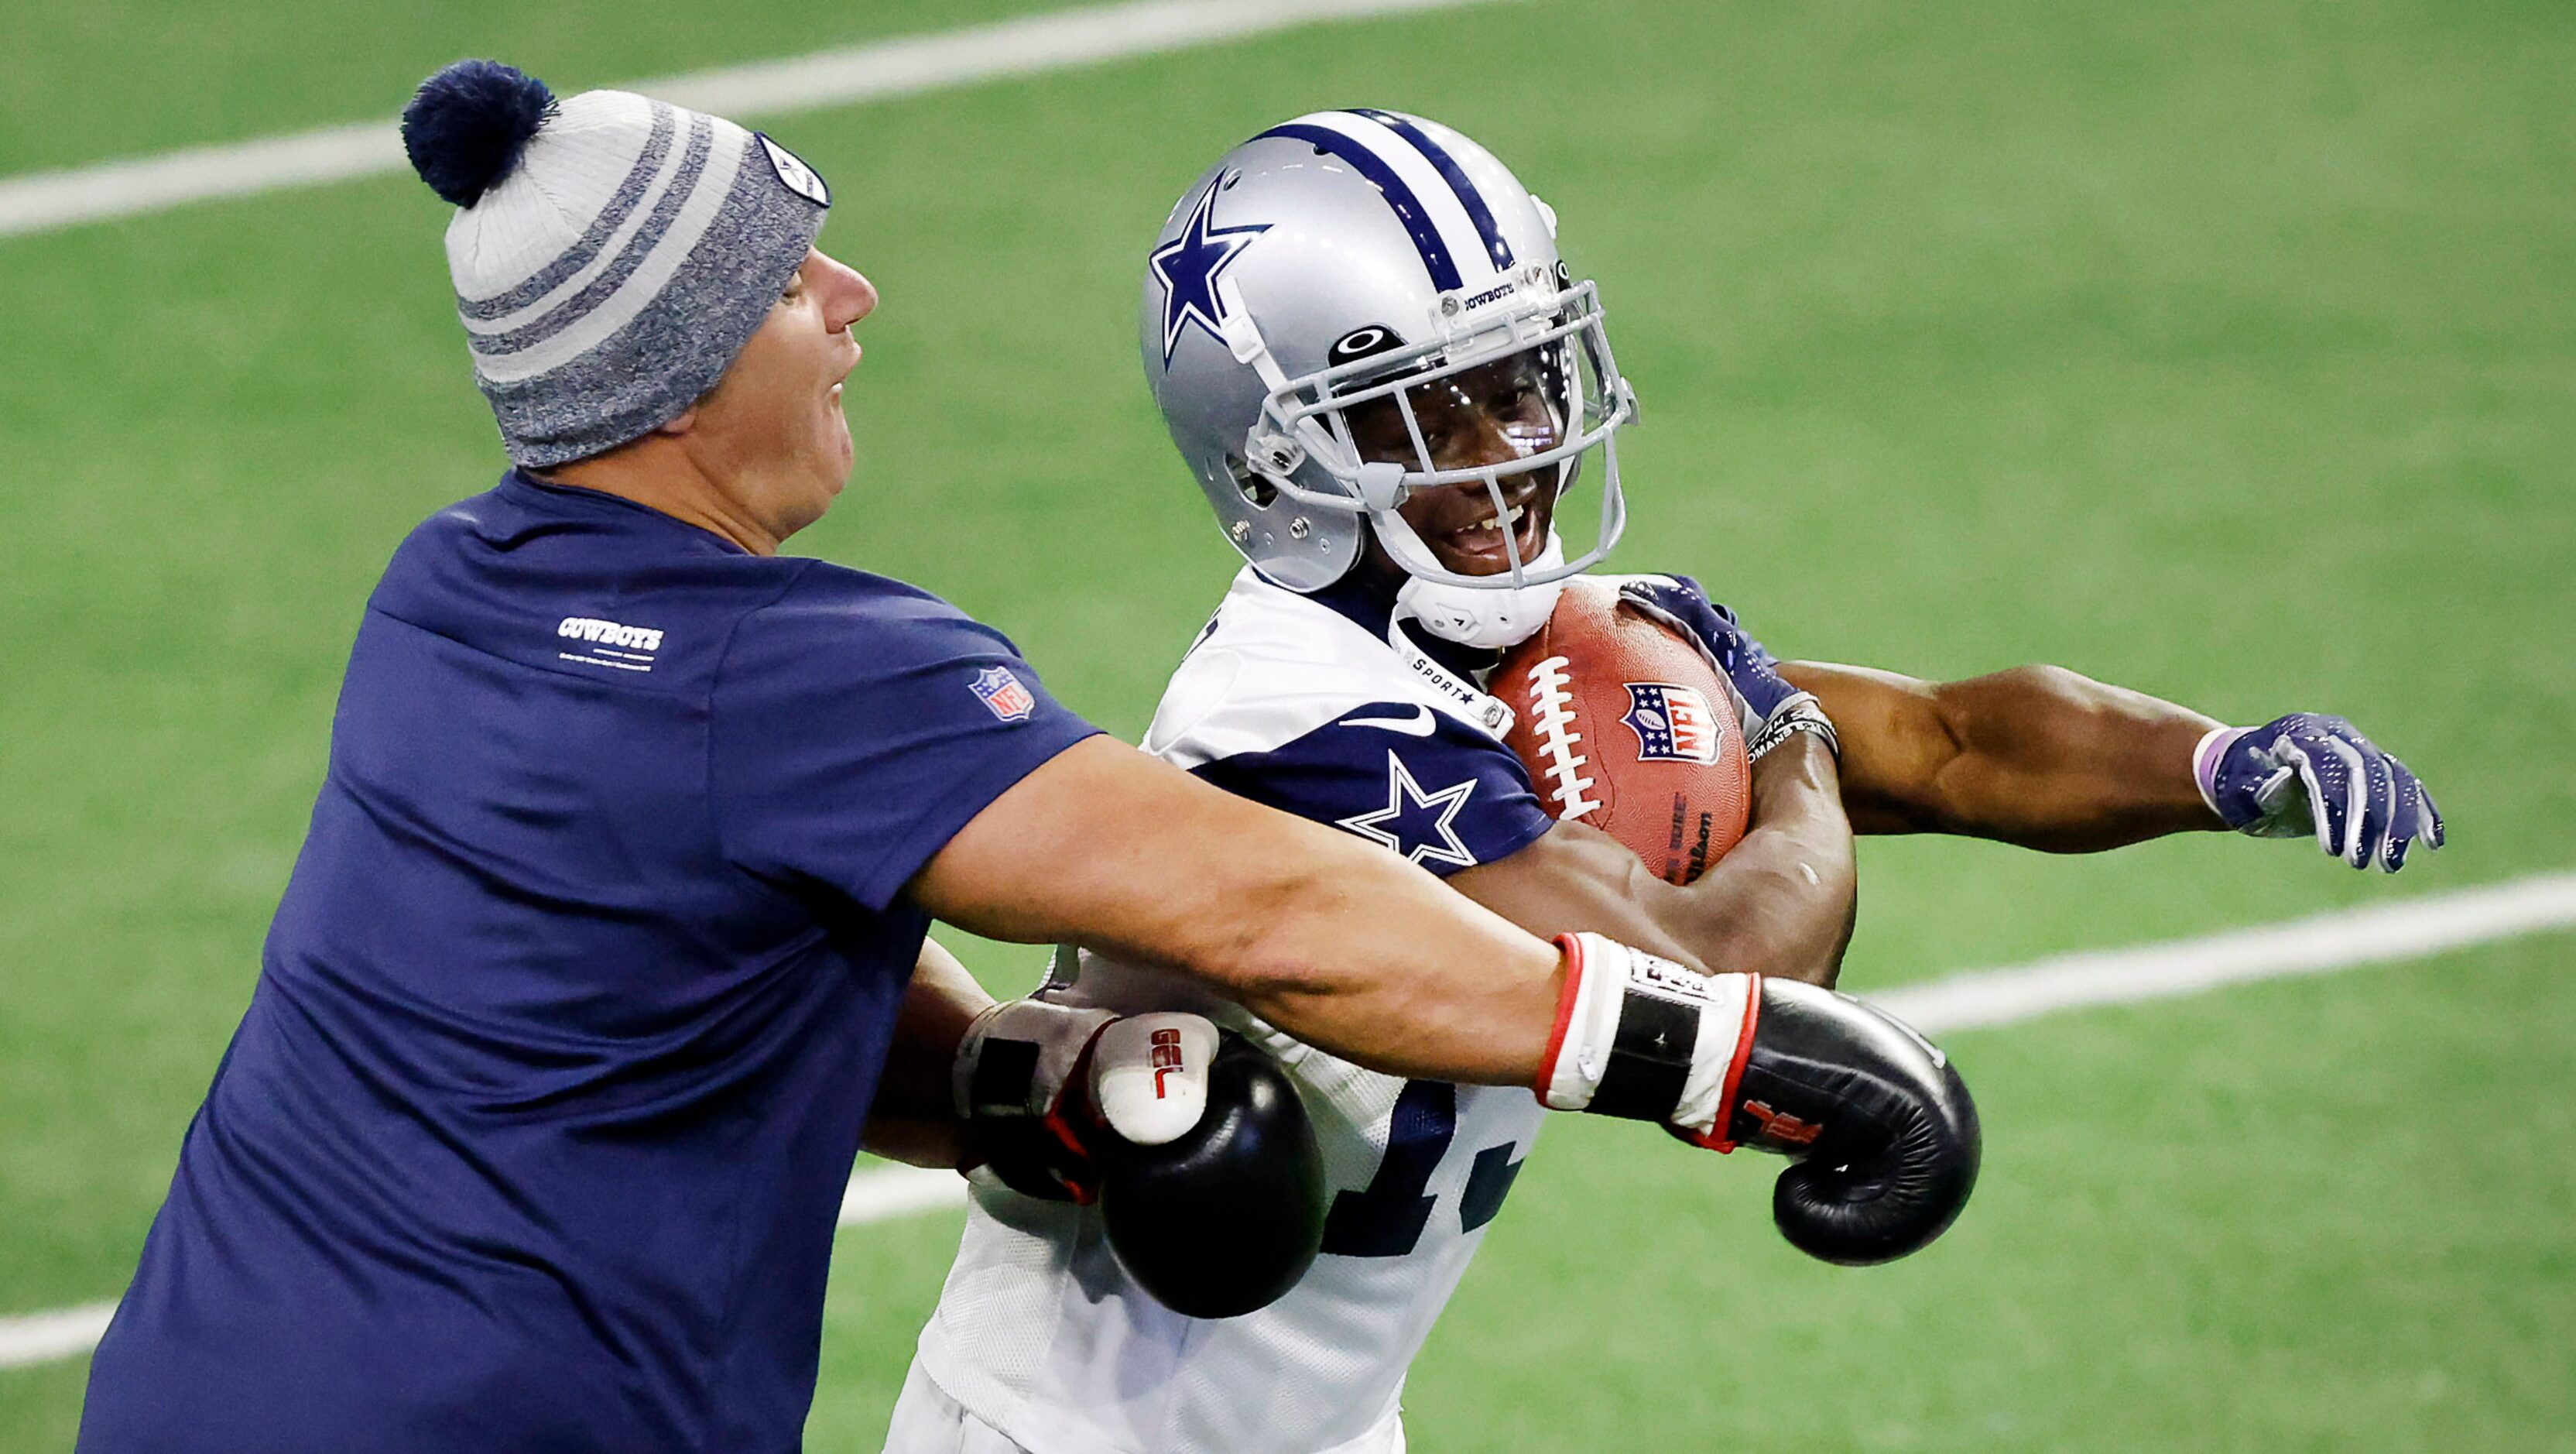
[652,404,700,437]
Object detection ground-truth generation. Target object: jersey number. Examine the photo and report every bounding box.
[1320,1081,1524,1258]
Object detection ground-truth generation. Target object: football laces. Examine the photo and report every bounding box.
[1521,655,1601,820]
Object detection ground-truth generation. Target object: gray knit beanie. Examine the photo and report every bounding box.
[401,60,832,467]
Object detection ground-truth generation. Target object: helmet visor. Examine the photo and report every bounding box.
[1341,348,1566,478]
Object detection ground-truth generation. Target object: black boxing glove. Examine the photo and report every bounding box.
[1092,1032,1327,1319]
[1536,932,1980,1265]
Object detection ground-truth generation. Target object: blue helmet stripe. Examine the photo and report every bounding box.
[1255,122,1464,293]
[1348,108,1515,273]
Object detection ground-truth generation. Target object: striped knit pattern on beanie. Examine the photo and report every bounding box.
[442,90,830,467]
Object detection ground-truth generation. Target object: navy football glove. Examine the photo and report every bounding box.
[1612,574,1839,760]
[2195,714,2444,872]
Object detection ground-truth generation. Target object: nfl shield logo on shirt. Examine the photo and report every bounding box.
[1621,682,1719,764]
[970,665,1036,723]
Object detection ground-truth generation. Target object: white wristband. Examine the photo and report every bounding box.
[1537,932,1626,1111]
[2192,725,2252,821]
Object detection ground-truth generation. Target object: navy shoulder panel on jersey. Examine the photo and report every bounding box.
[1193,701,1553,876]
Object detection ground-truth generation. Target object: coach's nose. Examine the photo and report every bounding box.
[815,251,878,331]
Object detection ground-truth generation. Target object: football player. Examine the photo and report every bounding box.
[886,111,2441,1453]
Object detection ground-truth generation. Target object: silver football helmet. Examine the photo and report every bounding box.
[1140,108,1637,646]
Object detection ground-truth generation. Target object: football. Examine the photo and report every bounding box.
[1494,578,1753,884]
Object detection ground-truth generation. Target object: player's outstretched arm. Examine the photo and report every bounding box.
[1447,732,1858,986]
[1780,663,2443,869]
[908,735,1567,1086]
[1781,662,2219,849]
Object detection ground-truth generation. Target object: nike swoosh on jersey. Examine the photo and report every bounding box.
[1339,706,1438,736]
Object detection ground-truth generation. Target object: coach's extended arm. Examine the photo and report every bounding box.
[897,737,1977,1264]
[907,736,1570,1087]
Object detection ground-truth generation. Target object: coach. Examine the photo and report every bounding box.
[74,63,1605,1452]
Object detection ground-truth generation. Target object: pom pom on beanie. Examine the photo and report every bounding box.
[402,60,556,207]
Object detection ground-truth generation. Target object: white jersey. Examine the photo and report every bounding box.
[911,567,1564,1453]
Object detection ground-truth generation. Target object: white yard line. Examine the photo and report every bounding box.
[0,1302,119,1374]
[838,1163,973,1225]
[1874,869,2576,1034]
[0,0,1505,239]
[7,867,2574,1371]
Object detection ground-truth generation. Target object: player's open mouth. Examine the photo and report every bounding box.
[1435,490,1547,573]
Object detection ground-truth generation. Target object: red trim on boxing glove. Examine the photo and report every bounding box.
[1536,933,1588,1096]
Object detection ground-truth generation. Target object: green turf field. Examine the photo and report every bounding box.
[2,0,2571,1448]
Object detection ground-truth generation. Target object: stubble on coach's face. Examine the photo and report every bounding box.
[683,249,877,545]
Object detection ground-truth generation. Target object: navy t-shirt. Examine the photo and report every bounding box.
[78,474,1098,1453]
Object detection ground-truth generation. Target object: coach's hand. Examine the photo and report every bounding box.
[1093,1031,1327,1318]
[2196,713,2444,872]
[1537,933,1979,1265]
[956,1000,1328,1317]
[954,997,1216,1202]
[1612,574,1840,761]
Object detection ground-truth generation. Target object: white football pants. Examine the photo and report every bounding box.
[880,1358,1410,1454]
[883,1360,1032,1453]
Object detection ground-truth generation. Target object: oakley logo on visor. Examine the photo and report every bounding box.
[1328,324,1406,363]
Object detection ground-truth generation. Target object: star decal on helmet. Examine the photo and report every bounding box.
[1336,753,1478,869]
[1149,176,1268,366]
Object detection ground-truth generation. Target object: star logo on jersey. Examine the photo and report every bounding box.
[1149,177,1267,365]
[1337,753,1478,869]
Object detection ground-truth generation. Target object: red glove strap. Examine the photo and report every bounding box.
[1705,972,1763,1153]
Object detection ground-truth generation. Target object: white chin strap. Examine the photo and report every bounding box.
[1396,534,1567,650]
